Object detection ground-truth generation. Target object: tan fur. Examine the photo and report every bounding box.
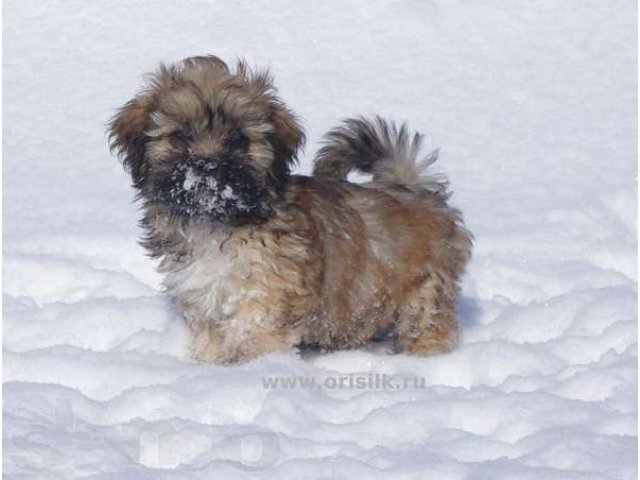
[108,55,472,364]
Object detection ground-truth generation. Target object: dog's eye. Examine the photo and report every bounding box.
[169,131,192,149]
[227,131,249,151]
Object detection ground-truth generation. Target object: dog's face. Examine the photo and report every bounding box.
[108,56,304,225]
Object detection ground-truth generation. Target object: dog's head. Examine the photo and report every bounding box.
[108,55,304,225]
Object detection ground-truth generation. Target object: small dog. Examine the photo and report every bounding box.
[109,55,472,364]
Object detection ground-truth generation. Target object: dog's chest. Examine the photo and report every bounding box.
[156,223,317,339]
[161,235,256,326]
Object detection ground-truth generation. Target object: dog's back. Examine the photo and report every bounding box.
[289,117,472,352]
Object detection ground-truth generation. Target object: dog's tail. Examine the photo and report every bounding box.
[312,116,447,194]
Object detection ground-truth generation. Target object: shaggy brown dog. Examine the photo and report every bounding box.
[108,55,472,364]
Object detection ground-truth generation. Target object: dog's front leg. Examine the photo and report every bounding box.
[177,230,315,365]
[189,298,304,365]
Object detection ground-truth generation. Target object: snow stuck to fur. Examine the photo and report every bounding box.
[167,165,250,218]
[3,1,637,479]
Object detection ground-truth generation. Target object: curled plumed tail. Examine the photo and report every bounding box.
[312,116,447,194]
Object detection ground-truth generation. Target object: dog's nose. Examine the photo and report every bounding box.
[200,162,218,174]
[187,154,220,176]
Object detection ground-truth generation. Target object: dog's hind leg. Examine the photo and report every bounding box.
[394,271,458,356]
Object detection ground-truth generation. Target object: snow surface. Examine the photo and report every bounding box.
[3,0,637,478]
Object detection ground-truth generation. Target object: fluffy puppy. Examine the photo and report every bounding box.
[108,55,472,364]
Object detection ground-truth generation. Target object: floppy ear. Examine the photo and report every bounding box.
[270,101,305,164]
[266,100,305,195]
[108,92,154,188]
[235,62,305,192]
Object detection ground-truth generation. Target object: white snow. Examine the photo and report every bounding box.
[183,168,199,192]
[3,0,637,479]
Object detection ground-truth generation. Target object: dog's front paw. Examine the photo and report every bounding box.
[190,324,232,364]
[189,323,267,365]
[189,319,299,365]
